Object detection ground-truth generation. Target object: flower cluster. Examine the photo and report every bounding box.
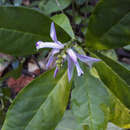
[36,22,101,81]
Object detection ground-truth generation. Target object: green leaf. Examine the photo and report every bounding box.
[0,109,5,128]
[95,52,130,86]
[71,66,130,129]
[109,91,130,128]
[71,67,110,130]
[100,49,118,61]
[86,0,130,50]
[39,0,71,15]
[56,110,83,130]
[2,69,71,130]
[107,123,123,130]
[52,14,75,39]
[14,0,22,6]
[124,45,130,50]
[120,62,130,71]
[75,0,87,5]
[0,6,70,56]
[90,52,130,109]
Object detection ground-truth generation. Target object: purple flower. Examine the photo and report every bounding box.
[67,48,84,77]
[76,54,101,68]
[54,67,59,78]
[36,22,101,81]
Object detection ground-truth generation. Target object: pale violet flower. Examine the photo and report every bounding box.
[36,22,101,81]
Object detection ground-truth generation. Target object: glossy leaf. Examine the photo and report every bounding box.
[95,52,130,86]
[56,110,83,130]
[0,6,70,56]
[2,69,71,130]
[90,52,130,109]
[52,14,75,39]
[75,0,87,5]
[107,123,123,130]
[120,62,130,71]
[109,91,130,128]
[71,65,130,129]
[86,0,130,50]
[100,49,118,61]
[14,0,22,6]
[39,0,71,15]
[71,66,110,130]
[124,45,130,50]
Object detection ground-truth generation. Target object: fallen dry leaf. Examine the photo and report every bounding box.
[7,75,34,93]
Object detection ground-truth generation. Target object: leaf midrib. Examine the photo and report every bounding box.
[0,27,44,38]
[0,6,52,38]
[24,70,68,130]
[85,82,94,130]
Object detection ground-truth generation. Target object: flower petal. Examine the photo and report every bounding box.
[46,49,60,69]
[67,49,83,76]
[54,67,58,78]
[50,22,58,43]
[75,62,84,76]
[77,54,101,68]
[67,56,74,81]
[52,49,60,56]
[36,41,63,50]
[50,22,64,47]
[57,41,64,47]
[46,55,54,69]
[67,48,77,64]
